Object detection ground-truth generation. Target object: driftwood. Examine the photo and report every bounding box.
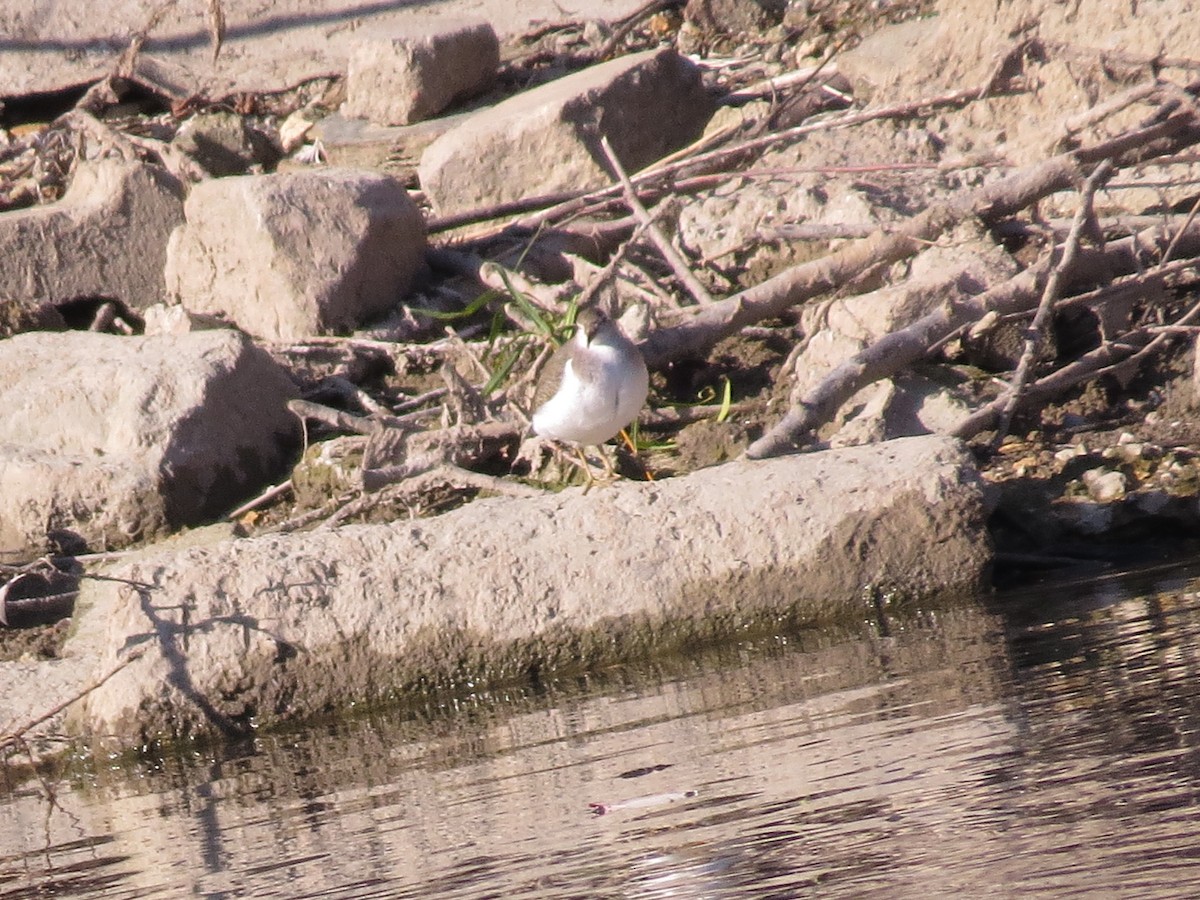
[986,160,1116,448]
[648,103,1200,374]
[747,229,1200,458]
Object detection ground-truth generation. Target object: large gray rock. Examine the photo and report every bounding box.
[165,168,426,341]
[0,330,298,559]
[345,19,500,125]
[0,158,184,310]
[419,48,714,217]
[61,434,990,747]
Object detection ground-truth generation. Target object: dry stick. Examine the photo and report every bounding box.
[744,219,1200,460]
[288,398,377,435]
[269,493,357,534]
[0,650,145,752]
[597,135,716,306]
[432,84,999,238]
[427,188,587,234]
[431,157,945,236]
[720,64,834,105]
[576,206,667,308]
[639,62,969,186]
[994,213,1197,243]
[393,386,449,414]
[543,155,1004,245]
[1059,79,1163,140]
[1161,190,1200,267]
[226,480,293,520]
[656,106,1198,378]
[988,159,1116,448]
[311,374,391,418]
[1042,40,1200,75]
[953,292,1200,441]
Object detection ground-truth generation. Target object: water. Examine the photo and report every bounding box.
[6,563,1200,898]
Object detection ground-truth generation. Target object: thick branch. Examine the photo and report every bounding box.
[745,221,1200,458]
[643,106,1200,371]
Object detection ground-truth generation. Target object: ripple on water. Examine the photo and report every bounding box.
[7,563,1200,897]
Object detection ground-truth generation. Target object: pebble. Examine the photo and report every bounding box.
[1082,469,1128,502]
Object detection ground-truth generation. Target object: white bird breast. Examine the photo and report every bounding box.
[532,342,648,445]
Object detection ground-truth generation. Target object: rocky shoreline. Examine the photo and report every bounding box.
[4,0,1200,757]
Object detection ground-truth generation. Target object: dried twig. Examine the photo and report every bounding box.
[720,64,838,105]
[953,292,1200,440]
[1,650,145,754]
[1160,191,1200,267]
[988,160,1115,446]
[745,218,1200,458]
[288,398,377,435]
[598,135,715,306]
[207,0,227,62]
[1058,79,1163,142]
[574,204,669,311]
[312,375,390,418]
[394,386,449,414]
[226,480,293,520]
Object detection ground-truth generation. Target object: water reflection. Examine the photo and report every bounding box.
[6,564,1200,897]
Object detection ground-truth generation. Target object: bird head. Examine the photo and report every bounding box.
[573,307,611,348]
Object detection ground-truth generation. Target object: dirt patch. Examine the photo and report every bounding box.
[0,618,70,663]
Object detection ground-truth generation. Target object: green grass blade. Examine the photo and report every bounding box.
[409,288,498,321]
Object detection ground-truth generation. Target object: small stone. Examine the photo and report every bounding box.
[1054,444,1085,464]
[345,19,499,126]
[173,110,275,176]
[1082,469,1128,502]
[1108,442,1145,464]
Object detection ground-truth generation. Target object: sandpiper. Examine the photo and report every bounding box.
[531,307,649,473]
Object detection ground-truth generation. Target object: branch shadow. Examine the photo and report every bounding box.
[122,581,300,739]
